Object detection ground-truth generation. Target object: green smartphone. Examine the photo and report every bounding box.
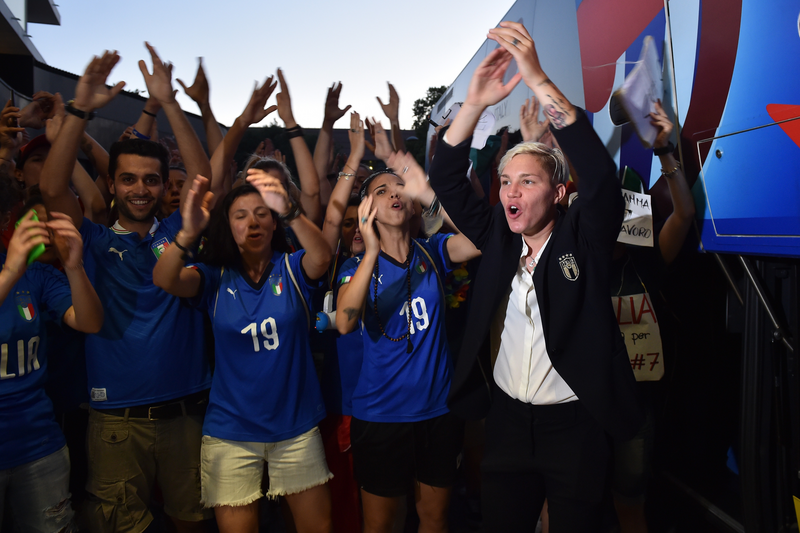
[15,210,47,265]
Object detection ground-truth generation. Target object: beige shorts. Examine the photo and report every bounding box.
[200,426,333,507]
[84,409,213,533]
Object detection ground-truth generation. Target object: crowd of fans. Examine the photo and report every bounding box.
[0,20,694,533]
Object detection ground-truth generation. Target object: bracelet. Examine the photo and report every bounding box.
[142,109,157,118]
[653,141,674,156]
[344,164,358,173]
[2,264,19,277]
[423,195,441,218]
[661,162,681,177]
[173,236,195,260]
[286,126,304,139]
[338,172,354,181]
[279,200,302,223]
[132,128,151,140]
[65,100,96,121]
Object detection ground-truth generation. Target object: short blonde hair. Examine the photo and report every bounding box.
[497,142,568,186]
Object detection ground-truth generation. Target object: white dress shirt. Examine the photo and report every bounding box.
[491,235,578,405]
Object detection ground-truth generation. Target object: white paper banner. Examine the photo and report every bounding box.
[618,190,653,247]
[613,292,664,381]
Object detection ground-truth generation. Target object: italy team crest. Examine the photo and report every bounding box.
[558,253,580,281]
[416,258,428,274]
[270,275,283,296]
[151,237,170,259]
[16,292,36,321]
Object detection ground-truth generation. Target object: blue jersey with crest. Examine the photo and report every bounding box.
[191,250,325,442]
[79,210,211,408]
[0,256,72,469]
[338,234,454,423]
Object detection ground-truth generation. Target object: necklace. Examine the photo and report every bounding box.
[528,257,536,269]
[373,243,414,354]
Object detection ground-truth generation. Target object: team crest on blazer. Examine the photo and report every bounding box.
[558,253,580,281]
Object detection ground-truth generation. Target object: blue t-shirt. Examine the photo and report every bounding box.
[320,253,364,416]
[338,234,454,423]
[79,212,211,408]
[191,250,326,442]
[0,256,72,469]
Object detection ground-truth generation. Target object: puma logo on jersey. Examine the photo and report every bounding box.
[227,288,238,300]
[372,273,383,285]
[108,248,128,261]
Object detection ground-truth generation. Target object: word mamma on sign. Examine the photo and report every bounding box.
[618,190,653,247]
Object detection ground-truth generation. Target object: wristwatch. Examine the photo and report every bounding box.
[65,100,96,121]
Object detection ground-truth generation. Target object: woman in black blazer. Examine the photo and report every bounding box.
[428,21,643,532]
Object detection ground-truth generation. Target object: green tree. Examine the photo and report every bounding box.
[409,86,447,165]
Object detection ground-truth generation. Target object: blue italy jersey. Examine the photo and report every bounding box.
[320,253,364,416]
[79,211,211,408]
[338,234,454,423]
[191,250,325,442]
[0,256,72,469]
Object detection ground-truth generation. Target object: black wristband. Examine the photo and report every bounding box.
[173,238,195,260]
[279,200,302,223]
[142,109,157,118]
[65,100,95,121]
[286,126,304,140]
[653,141,674,156]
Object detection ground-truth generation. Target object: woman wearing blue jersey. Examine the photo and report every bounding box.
[0,175,103,532]
[153,171,333,533]
[336,145,481,533]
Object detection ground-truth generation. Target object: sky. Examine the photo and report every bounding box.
[26,0,517,130]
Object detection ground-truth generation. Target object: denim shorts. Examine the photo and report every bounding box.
[0,445,76,532]
[200,426,332,507]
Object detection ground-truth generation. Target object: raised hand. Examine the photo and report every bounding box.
[348,112,366,163]
[177,58,211,106]
[45,93,65,144]
[239,76,278,126]
[246,168,291,215]
[649,100,673,149]
[19,92,58,129]
[47,212,84,270]
[463,47,521,110]
[487,21,546,87]
[181,174,215,240]
[357,195,379,254]
[73,51,126,113]
[324,82,351,125]
[275,69,297,129]
[386,150,429,201]
[377,82,399,123]
[118,125,135,143]
[138,42,177,106]
[0,100,24,151]
[4,210,50,279]
[366,117,393,161]
[519,97,550,142]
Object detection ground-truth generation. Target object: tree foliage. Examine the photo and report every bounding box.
[408,86,447,166]
[412,86,448,136]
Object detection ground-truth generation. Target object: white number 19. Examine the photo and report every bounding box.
[241,318,279,352]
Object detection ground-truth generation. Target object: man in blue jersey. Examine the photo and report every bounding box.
[40,48,214,533]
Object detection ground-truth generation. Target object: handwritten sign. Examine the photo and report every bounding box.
[612,292,664,381]
[618,190,653,247]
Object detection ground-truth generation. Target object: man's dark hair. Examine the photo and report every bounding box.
[197,184,288,269]
[108,139,170,183]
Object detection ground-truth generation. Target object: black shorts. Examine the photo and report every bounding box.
[351,412,464,497]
